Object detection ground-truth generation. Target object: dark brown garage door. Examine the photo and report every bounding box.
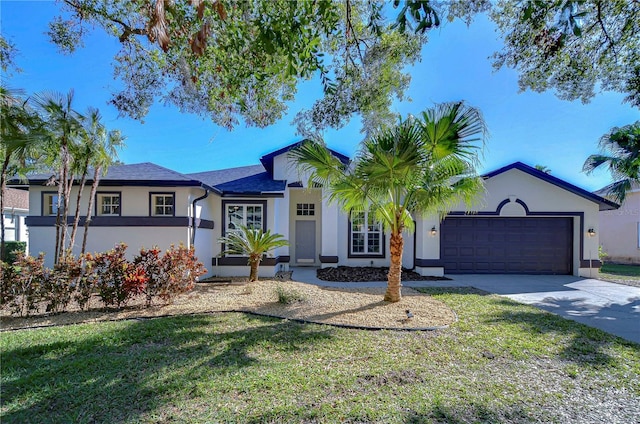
[441,217,572,274]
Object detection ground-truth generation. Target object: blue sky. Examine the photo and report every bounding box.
[1,0,638,191]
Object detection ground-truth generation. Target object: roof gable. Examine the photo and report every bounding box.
[259,140,350,177]
[484,162,619,211]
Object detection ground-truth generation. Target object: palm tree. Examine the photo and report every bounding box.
[291,102,487,302]
[68,108,124,254]
[583,121,640,203]
[534,164,551,174]
[33,90,84,263]
[0,87,44,260]
[80,117,124,255]
[218,225,289,282]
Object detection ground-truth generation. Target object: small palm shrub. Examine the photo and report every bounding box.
[219,226,289,282]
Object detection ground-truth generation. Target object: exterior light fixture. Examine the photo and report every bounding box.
[430,226,438,236]
[587,228,596,237]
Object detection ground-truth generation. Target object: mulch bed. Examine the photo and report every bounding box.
[317,266,450,282]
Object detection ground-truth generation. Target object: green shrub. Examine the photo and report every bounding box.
[275,285,306,304]
[2,241,27,264]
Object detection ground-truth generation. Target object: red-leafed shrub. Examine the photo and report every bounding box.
[74,253,98,311]
[0,243,205,316]
[2,252,46,316]
[124,267,148,297]
[41,255,84,313]
[133,244,205,305]
[93,243,135,308]
[133,246,164,306]
[160,244,206,303]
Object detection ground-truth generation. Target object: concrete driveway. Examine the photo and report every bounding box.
[291,268,640,344]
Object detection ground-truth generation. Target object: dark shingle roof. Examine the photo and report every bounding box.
[188,165,286,195]
[3,187,29,210]
[24,163,214,190]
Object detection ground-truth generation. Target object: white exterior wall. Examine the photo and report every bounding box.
[27,185,216,270]
[599,190,640,264]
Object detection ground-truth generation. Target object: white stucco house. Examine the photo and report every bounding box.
[21,141,618,278]
[596,183,639,265]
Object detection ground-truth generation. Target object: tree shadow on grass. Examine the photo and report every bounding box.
[1,313,334,424]
[487,297,639,367]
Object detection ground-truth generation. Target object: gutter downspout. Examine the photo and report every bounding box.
[191,188,209,246]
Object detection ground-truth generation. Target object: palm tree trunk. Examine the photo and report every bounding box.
[384,230,404,302]
[0,154,11,262]
[81,166,101,255]
[249,255,260,282]
[68,159,89,252]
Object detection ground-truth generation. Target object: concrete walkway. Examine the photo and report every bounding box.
[290,267,640,344]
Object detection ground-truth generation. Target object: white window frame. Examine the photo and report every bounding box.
[349,211,383,256]
[225,204,264,235]
[97,193,121,216]
[151,193,175,216]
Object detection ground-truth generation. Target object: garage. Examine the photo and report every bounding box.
[441,216,573,274]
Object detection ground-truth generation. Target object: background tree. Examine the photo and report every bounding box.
[0,88,44,261]
[534,164,552,174]
[218,226,289,282]
[489,0,639,108]
[48,0,432,135]
[583,121,640,203]
[292,102,486,302]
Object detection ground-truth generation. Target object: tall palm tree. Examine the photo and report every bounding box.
[218,225,289,282]
[291,102,487,302]
[583,121,640,203]
[80,116,124,255]
[33,90,84,263]
[68,108,125,253]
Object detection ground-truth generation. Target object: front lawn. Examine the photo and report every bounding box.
[601,263,640,279]
[2,288,639,423]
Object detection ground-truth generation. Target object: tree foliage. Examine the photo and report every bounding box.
[490,0,639,108]
[292,102,486,302]
[45,1,637,138]
[47,0,430,134]
[583,121,640,203]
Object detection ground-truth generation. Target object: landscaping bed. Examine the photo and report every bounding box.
[0,279,456,331]
[317,266,450,282]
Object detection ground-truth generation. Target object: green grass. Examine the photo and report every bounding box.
[600,263,640,280]
[2,288,639,423]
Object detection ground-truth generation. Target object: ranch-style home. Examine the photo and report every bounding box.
[22,141,618,279]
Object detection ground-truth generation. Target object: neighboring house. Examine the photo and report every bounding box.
[596,183,640,265]
[21,142,617,278]
[2,187,29,250]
